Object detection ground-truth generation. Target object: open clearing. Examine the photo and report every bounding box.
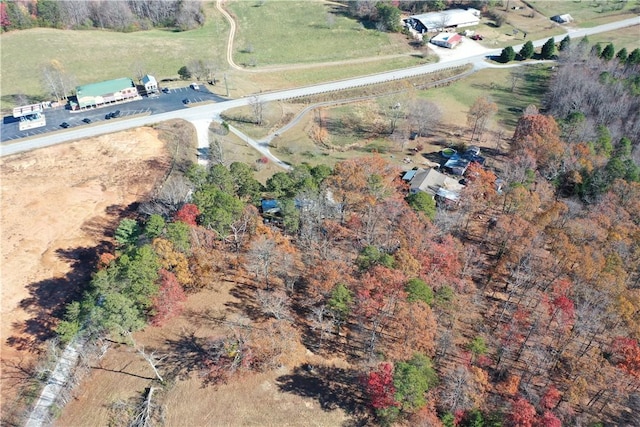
[0,128,170,415]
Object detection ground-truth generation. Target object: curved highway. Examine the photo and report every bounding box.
[1,16,638,158]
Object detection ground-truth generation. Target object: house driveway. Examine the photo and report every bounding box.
[430,37,494,63]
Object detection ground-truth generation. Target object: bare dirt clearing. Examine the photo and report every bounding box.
[0,128,169,408]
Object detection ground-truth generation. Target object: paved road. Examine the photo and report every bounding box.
[1,16,638,158]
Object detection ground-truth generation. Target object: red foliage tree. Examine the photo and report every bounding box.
[174,203,200,226]
[612,337,640,379]
[539,385,562,410]
[508,396,537,427]
[537,411,561,427]
[365,362,398,409]
[0,3,10,30]
[151,269,187,326]
[548,294,575,330]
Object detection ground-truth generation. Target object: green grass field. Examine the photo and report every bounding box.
[419,64,552,129]
[0,2,229,111]
[586,25,640,50]
[0,0,415,112]
[528,0,639,26]
[228,1,407,66]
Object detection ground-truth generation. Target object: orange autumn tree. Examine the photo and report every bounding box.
[356,265,407,358]
[511,113,565,179]
[327,156,401,225]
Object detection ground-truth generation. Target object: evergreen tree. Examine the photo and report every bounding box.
[591,43,603,57]
[405,191,436,220]
[626,48,640,65]
[499,46,516,63]
[600,43,615,61]
[541,37,556,59]
[375,2,401,32]
[616,47,628,63]
[405,278,433,305]
[178,65,191,80]
[393,353,438,411]
[145,214,165,239]
[115,218,141,248]
[328,283,353,322]
[559,35,571,51]
[519,40,534,59]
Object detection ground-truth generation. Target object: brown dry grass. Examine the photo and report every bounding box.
[0,127,172,418]
[55,271,352,426]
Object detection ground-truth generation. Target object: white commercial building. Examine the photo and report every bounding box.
[405,9,480,33]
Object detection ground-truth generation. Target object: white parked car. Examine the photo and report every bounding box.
[190,83,199,90]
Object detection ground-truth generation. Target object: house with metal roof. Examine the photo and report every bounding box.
[409,168,465,200]
[74,78,139,110]
[404,9,480,33]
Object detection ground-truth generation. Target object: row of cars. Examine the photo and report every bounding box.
[60,110,120,128]
[58,83,198,129]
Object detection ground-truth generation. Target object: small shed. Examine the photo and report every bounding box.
[551,14,573,24]
[142,75,158,93]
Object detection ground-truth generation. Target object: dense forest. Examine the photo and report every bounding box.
[48,35,640,426]
[0,0,204,32]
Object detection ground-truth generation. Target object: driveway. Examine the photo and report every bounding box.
[430,37,493,63]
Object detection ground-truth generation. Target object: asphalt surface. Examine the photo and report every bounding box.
[1,85,225,142]
[1,16,638,157]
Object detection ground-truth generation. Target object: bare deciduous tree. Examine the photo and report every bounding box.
[510,66,527,92]
[249,95,265,126]
[246,235,277,288]
[132,60,147,83]
[41,60,75,102]
[208,135,225,165]
[256,289,291,320]
[408,99,442,137]
[467,96,498,142]
[439,365,475,413]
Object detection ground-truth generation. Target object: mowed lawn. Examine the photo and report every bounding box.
[528,0,638,26]
[419,65,552,130]
[1,1,411,112]
[228,1,408,66]
[587,25,640,50]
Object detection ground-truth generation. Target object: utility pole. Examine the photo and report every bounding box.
[224,73,229,97]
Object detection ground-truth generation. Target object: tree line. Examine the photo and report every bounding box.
[1,0,204,32]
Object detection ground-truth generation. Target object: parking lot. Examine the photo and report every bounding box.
[1,84,225,142]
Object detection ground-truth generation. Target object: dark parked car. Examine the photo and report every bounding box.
[60,122,70,128]
[162,87,170,93]
[111,110,120,118]
[105,113,112,120]
[183,99,191,105]
[82,118,92,124]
